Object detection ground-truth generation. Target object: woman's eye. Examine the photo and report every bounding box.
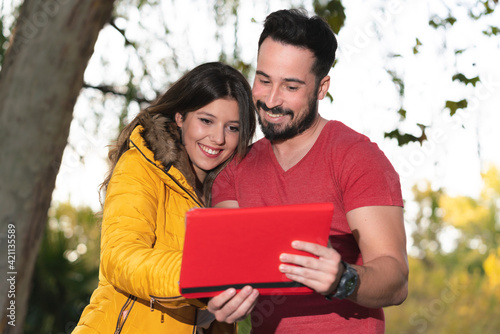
[199,118,211,124]
[228,125,240,132]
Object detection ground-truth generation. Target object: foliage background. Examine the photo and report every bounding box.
[23,165,500,333]
[1,0,498,333]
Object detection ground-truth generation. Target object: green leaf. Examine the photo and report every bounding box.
[413,38,422,54]
[482,26,500,36]
[325,91,333,103]
[429,19,439,29]
[445,99,468,116]
[398,108,407,120]
[387,70,405,96]
[429,15,457,29]
[452,73,480,87]
[483,0,496,15]
[313,0,346,34]
[445,17,457,25]
[384,124,427,146]
[237,315,252,334]
[384,130,418,146]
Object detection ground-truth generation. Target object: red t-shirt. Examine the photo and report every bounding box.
[213,121,403,333]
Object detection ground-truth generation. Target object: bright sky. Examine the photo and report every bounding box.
[50,0,500,216]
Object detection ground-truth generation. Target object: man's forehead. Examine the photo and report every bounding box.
[256,38,315,81]
[256,49,314,83]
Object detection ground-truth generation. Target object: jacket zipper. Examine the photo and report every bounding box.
[150,295,189,311]
[163,168,203,208]
[115,294,137,334]
[150,296,237,333]
[150,295,199,332]
[130,139,206,332]
[130,139,204,208]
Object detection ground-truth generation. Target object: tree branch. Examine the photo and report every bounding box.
[83,83,152,104]
[109,16,136,47]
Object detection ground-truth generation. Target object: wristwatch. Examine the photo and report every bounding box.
[325,261,358,300]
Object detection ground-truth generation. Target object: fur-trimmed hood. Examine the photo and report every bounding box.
[132,112,197,190]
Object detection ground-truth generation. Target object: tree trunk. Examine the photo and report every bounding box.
[0,1,115,332]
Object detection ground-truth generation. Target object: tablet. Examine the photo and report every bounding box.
[179,202,334,298]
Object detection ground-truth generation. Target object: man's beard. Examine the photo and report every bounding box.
[256,96,318,142]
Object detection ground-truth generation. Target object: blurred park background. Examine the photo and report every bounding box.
[1,0,499,333]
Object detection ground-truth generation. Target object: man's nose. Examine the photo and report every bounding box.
[264,85,283,109]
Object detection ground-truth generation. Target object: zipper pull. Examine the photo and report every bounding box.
[150,297,155,312]
[161,312,165,323]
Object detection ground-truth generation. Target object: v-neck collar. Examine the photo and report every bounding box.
[266,121,332,174]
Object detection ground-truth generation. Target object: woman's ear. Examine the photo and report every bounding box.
[175,112,184,127]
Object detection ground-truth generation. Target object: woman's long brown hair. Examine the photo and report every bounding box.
[99,62,256,206]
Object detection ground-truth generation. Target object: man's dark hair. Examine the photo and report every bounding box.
[258,9,338,81]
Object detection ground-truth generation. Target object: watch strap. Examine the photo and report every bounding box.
[325,261,358,300]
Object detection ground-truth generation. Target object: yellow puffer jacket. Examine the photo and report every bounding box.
[73,124,235,334]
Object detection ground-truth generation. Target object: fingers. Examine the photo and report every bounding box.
[290,240,332,257]
[208,288,237,311]
[279,260,338,294]
[279,241,342,295]
[208,286,259,323]
[280,241,340,270]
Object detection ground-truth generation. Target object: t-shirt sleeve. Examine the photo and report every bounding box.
[340,141,404,212]
[212,158,238,206]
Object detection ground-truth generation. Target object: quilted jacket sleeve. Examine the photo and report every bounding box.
[99,150,204,308]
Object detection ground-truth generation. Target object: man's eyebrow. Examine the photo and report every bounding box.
[256,70,270,78]
[284,77,306,85]
[255,70,306,85]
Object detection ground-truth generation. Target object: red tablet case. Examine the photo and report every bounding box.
[179,202,334,298]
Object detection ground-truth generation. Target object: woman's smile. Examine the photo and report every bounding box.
[176,98,240,183]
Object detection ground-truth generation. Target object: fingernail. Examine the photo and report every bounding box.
[227,288,236,296]
[292,241,299,247]
[280,254,287,261]
[279,264,286,272]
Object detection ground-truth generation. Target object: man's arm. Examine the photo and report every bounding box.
[279,205,408,308]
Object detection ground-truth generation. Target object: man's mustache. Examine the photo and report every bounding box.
[256,100,293,117]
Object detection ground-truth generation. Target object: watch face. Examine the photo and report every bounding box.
[328,262,358,300]
[346,276,356,293]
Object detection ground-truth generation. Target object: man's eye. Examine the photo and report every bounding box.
[259,79,270,84]
[288,86,299,91]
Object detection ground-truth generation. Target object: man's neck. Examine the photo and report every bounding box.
[271,116,327,171]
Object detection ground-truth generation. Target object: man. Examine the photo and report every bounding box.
[208,9,408,333]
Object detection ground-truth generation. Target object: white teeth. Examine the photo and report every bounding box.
[266,111,284,118]
[200,145,220,155]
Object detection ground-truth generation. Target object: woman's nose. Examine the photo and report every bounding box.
[209,126,225,145]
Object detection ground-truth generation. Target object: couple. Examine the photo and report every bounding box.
[73,8,408,334]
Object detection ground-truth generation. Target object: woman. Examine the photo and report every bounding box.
[73,62,256,333]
